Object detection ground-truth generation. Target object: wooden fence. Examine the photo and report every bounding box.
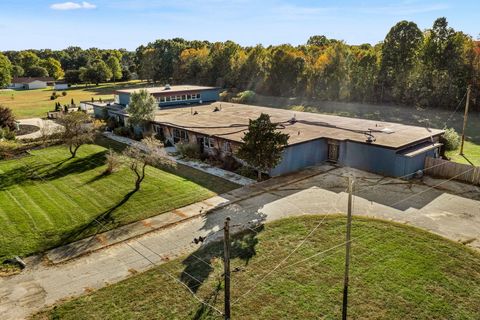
[424,157,480,185]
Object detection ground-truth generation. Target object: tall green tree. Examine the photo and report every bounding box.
[40,57,64,79]
[106,56,122,83]
[19,51,41,71]
[237,113,289,181]
[27,66,49,77]
[126,89,157,129]
[80,61,112,85]
[379,20,423,102]
[0,53,13,87]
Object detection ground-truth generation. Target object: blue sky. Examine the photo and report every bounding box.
[0,0,478,51]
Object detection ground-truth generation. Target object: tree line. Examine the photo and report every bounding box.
[0,17,478,110]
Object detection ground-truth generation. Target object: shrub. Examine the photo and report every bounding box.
[107,116,119,130]
[441,128,460,151]
[0,106,16,131]
[113,126,131,137]
[104,149,121,175]
[0,127,16,141]
[232,90,256,104]
[236,166,257,179]
[176,142,201,159]
[291,105,305,112]
[62,91,67,96]
[222,155,241,171]
[50,95,56,100]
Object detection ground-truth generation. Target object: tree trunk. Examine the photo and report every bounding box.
[134,163,147,191]
[69,144,79,158]
[257,169,262,181]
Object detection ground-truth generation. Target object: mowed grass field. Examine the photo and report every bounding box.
[446,141,480,166]
[0,81,147,119]
[0,144,238,262]
[34,216,480,320]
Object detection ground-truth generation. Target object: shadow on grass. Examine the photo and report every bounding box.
[0,151,107,190]
[180,223,265,319]
[50,188,138,261]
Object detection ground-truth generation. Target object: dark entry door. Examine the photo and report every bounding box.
[327,140,339,162]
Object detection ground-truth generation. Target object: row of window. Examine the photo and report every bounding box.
[158,93,201,103]
[157,125,232,152]
[173,128,189,143]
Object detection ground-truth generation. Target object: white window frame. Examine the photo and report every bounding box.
[203,137,215,149]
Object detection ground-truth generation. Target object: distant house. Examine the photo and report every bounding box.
[54,82,69,90]
[10,77,55,90]
[90,84,445,178]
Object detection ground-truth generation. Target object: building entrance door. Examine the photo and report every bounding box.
[327,140,339,162]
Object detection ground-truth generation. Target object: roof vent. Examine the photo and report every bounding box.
[381,128,394,134]
[164,84,171,90]
[365,130,376,143]
[289,114,297,124]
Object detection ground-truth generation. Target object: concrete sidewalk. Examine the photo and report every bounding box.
[17,118,62,140]
[103,132,255,186]
[46,165,333,264]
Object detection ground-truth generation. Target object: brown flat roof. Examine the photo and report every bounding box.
[12,77,55,83]
[152,102,444,149]
[116,85,218,95]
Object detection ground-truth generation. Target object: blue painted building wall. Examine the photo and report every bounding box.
[270,139,328,176]
[270,139,438,178]
[118,93,130,106]
[116,88,220,108]
[159,89,220,107]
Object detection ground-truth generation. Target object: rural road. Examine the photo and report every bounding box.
[1,165,479,319]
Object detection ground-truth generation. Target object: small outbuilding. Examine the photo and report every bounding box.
[54,82,69,90]
[10,77,55,90]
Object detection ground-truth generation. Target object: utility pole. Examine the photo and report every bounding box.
[223,217,231,320]
[342,177,354,320]
[460,85,472,155]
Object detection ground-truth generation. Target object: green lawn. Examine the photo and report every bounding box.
[446,140,480,166]
[0,80,147,119]
[34,216,480,320]
[0,144,238,262]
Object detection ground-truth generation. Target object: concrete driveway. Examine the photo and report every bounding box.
[16,118,62,140]
[1,165,479,319]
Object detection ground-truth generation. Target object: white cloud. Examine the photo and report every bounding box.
[50,1,96,10]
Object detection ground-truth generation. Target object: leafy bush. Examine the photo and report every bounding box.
[222,155,241,171]
[441,128,460,151]
[107,116,119,129]
[113,126,132,137]
[0,127,16,141]
[235,166,257,179]
[62,91,67,96]
[232,90,256,104]
[0,106,16,131]
[104,149,121,175]
[50,95,56,100]
[176,142,201,159]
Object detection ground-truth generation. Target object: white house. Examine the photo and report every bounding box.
[10,77,55,90]
[54,83,69,90]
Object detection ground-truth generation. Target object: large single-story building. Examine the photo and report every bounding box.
[91,85,445,178]
[9,77,55,90]
[113,85,220,108]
